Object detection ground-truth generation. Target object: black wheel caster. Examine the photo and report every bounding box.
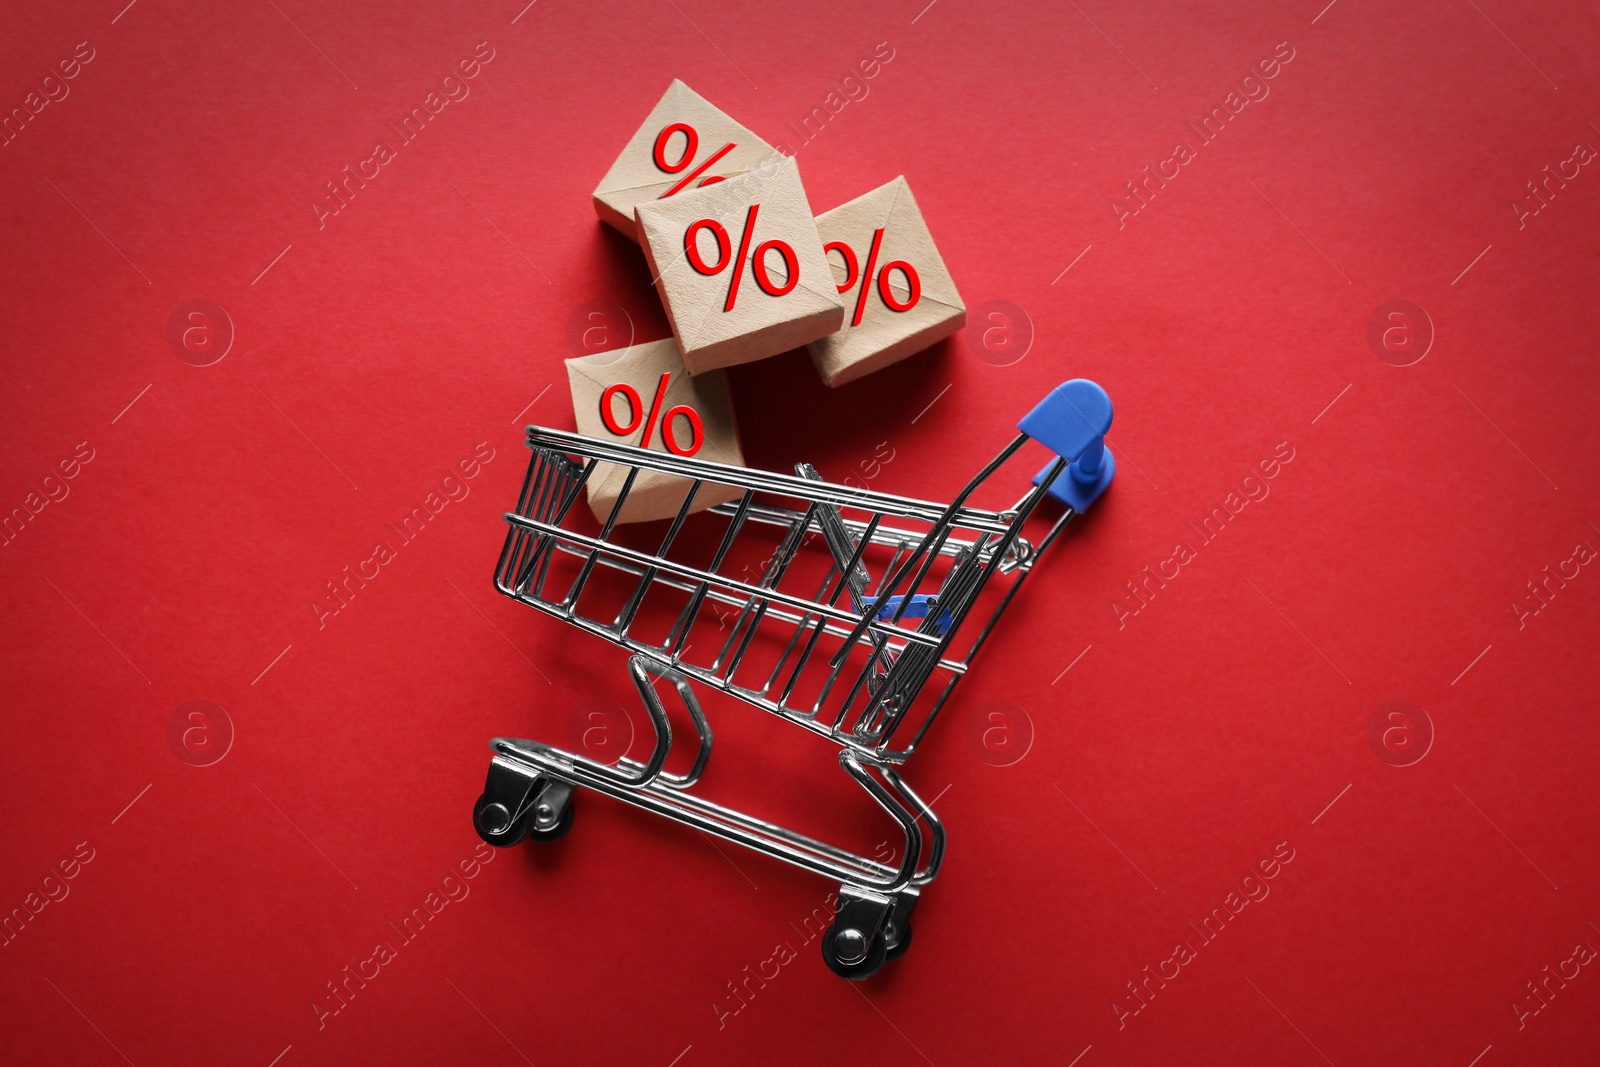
[474,785,574,846]
[527,794,574,841]
[821,920,888,980]
[884,918,913,961]
[473,793,531,847]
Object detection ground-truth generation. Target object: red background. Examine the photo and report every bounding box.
[3,1,1599,1064]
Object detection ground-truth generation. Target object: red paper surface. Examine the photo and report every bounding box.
[3,2,1599,1064]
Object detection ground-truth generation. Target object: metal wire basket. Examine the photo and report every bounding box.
[472,378,1115,978]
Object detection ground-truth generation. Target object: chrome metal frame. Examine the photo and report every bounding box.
[475,423,1081,977]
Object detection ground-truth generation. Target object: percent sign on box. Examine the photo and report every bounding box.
[600,371,703,456]
[826,227,920,325]
[685,203,799,312]
[592,79,778,241]
[808,177,967,388]
[653,123,733,197]
[635,159,844,374]
[565,338,745,524]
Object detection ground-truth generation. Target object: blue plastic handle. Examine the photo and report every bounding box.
[875,594,952,634]
[1018,379,1113,460]
[1019,378,1115,511]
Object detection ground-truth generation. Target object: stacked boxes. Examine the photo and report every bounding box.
[569,80,965,522]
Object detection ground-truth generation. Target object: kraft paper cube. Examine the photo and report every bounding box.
[807,177,967,388]
[565,338,745,524]
[634,159,844,375]
[592,79,780,242]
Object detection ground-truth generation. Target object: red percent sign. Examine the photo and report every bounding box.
[653,123,734,198]
[826,227,920,326]
[599,371,703,456]
[685,204,798,313]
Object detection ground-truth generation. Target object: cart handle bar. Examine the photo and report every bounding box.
[524,425,1019,536]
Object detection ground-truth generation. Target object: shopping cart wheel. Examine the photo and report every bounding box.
[526,789,575,841]
[822,888,896,980]
[883,918,913,962]
[881,890,920,963]
[822,920,888,980]
[473,792,532,847]
[474,756,576,847]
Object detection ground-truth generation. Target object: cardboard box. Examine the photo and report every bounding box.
[564,337,746,524]
[807,177,966,387]
[592,79,781,242]
[634,158,844,374]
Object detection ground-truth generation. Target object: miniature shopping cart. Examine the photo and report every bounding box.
[471,379,1115,978]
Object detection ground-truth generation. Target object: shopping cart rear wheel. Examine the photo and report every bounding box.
[821,920,889,980]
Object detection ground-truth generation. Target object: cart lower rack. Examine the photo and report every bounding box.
[472,379,1115,978]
